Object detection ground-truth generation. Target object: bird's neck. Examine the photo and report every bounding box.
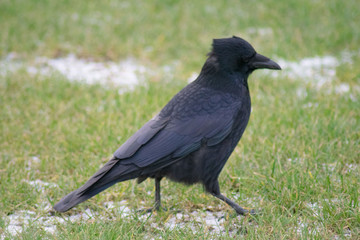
[196,69,249,93]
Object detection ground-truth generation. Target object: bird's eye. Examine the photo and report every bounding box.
[243,53,256,63]
[238,57,250,66]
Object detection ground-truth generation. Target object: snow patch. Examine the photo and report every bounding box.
[164,209,227,233]
[26,156,41,170]
[270,56,339,88]
[340,49,360,64]
[294,219,322,236]
[0,53,23,76]
[146,208,245,236]
[335,83,350,94]
[343,163,359,173]
[30,54,147,91]
[293,198,351,238]
[1,200,129,238]
[103,200,131,216]
[23,179,58,192]
[266,50,359,93]
[1,53,149,93]
[3,208,101,237]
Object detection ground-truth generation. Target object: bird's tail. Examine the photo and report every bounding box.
[53,157,139,212]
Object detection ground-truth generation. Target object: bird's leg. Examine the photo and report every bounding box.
[209,181,255,216]
[154,177,161,210]
[138,177,164,213]
[212,193,254,215]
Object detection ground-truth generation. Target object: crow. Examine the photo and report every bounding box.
[54,36,281,215]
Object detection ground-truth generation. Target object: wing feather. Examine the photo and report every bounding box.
[113,84,242,169]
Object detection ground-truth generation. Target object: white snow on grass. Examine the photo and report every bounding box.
[294,219,323,236]
[2,200,123,238]
[29,54,147,92]
[343,163,359,173]
[25,156,41,171]
[103,200,132,216]
[0,53,23,76]
[269,55,340,88]
[3,207,102,238]
[335,83,350,94]
[264,50,359,91]
[1,53,149,93]
[23,179,58,192]
[162,209,240,234]
[292,199,352,238]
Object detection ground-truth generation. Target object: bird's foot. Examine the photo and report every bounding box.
[248,208,259,215]
[218,208,258,221]
[236,208,258,216]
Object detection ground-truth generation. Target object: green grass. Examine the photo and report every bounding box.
[1,0,359,239]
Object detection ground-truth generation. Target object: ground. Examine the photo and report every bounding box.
[0,0,359,239]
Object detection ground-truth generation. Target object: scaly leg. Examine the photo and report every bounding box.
[209,180,255,216]
[212,193,255,215]
[154,177,161,210]
[138,177,164,213]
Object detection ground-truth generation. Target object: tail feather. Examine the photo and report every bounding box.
[53,157,139,212]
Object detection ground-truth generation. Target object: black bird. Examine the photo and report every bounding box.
[54,36,281,215]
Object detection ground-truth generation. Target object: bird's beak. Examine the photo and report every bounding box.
[249,53,281,70]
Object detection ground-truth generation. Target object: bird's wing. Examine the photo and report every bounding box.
[113,114,170,159]
[114,85,241,168]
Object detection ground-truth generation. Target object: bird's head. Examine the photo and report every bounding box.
[206,36,281,75]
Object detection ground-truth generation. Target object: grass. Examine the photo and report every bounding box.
[1,0,359,239]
